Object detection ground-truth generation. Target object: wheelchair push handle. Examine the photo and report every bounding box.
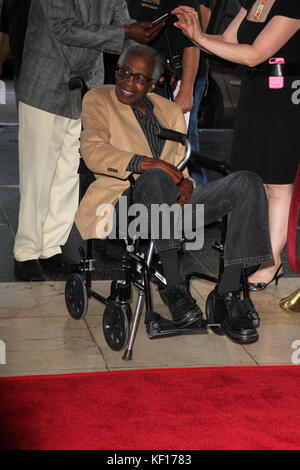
[68,77,88,99]
[157,128,191,171]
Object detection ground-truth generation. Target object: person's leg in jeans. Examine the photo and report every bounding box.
[187,77,208,186]
[132,169,271,288]
[189,170,272,269]
[188,170,272,342]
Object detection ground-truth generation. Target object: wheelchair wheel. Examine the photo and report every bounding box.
[103,302,132,351]
[205,291,226,336]
[65,273,88,320]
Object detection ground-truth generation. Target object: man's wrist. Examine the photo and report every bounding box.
[176,87,193,100]
[124,24,137,40]
[184,176,196,189]
[127,154,145,173]
[124,24,132,40]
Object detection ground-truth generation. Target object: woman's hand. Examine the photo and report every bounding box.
[172,6,204,47]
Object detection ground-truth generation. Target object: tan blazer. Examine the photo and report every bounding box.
[75,85,189,240]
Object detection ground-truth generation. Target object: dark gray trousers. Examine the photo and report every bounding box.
[117,169,272,268]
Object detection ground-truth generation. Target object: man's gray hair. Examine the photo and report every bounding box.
[118,44,164,82]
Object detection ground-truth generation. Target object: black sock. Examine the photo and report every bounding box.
[217,264,243,294]
[159,250,181,288]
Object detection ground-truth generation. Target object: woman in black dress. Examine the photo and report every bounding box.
[173,0,300,290]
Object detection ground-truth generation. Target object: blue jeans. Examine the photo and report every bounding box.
[187,77,208,186]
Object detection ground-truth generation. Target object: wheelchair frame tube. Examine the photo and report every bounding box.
[177,140,191,171]
[122,241,155,361]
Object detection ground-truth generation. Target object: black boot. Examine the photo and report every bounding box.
[211,286,258,344]
[160,282,203,328]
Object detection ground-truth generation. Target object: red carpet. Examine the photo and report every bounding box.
[0,366,300,450]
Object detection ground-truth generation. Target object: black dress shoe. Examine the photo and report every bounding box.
[14,259,45,281]
[39,254,79,274]
[240,296,260,327]
[160,282,203,328]
[211,286,258,344]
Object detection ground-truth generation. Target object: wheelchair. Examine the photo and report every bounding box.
[64,78,251,361]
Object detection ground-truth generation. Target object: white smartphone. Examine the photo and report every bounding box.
[152,13,169,25]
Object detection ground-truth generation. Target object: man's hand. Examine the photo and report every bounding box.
[125,21,165,44]
[140,157,184,184]
[174,89,194,113]
[177,178,193,205]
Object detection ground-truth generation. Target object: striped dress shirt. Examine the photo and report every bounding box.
[127,96,165,173]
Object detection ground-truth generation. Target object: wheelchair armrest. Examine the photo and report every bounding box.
[190,151,231,176]
[157,128,187,145]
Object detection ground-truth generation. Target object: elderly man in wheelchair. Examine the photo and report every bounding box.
[67,44,272,359]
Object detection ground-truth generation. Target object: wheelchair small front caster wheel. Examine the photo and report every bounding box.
[103,302,132,351]
[205,291,226,336]
[65,273,88,320]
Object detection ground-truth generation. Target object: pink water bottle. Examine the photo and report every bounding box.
[269,57,285,89]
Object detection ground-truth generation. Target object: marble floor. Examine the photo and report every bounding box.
[0,276,299,377]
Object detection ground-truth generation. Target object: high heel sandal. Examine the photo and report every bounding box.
[248,264,284,291]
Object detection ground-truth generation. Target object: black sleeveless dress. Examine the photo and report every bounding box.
[230,0,300,184]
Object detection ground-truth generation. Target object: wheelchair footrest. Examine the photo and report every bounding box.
[146,311,208,339]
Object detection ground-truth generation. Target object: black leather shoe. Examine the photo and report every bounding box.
[14,259,45,281]
[160,282,203,328]
[240,296,260,327]
[39,254,79,274]
[211,286,258,344]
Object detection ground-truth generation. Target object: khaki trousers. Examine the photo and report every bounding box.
[14,102,81,261]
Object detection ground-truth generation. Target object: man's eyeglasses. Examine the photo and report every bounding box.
[115,66,153,85]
